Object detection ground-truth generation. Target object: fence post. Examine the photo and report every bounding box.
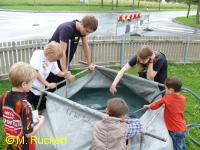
[36,39,44,50]
[91,36,95,65]
[116,21,118,36]
[183,36,191,64]
[120,36,125,68]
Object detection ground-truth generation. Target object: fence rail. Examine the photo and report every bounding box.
[0,35,200,79]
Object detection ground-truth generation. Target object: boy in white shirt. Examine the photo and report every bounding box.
[28,41,67,112]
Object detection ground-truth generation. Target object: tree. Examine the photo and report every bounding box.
[133,0,135,9]
[158,0,161,11]
[197,0,200,24]
[187,0,192,18]
[138,0,141,8]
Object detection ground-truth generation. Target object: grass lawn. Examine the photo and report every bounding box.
[0,63,200,149]
[0,0,197,11]
[175,15,200,28]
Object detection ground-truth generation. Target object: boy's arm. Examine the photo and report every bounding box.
[36,71,56,89]
[146,54,156,80]
[144,97,165,110]
[56,71,67,78]
[59,41,75,82]
[127,118,143,139]
[149,98,165,110]
[59,41,68,72]
[81,36,94,71]
[26,115,45,137]
[110,63,132,95]
[52,61,74,82]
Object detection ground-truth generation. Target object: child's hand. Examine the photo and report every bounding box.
[65,71,75,82]
[144,98,151,103]
[88,64,95,72]
[47,82,57,89]
[63,71,68,77]
[38,115,45,125]
[110,84,117,95]
[120,115,128,123]
[143,105,151,110]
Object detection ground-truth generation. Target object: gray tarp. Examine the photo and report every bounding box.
[36,66,173,150]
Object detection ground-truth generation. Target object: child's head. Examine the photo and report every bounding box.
[44,41,62,62]
[9,62,36,92]
[106,98,128,118]
[137,45,153,64]
[80,16,98,36]
[165,76,182,93]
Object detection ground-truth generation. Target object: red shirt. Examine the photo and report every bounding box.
[150,93,187,132]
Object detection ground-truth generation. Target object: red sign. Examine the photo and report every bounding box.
[117,12,141,23]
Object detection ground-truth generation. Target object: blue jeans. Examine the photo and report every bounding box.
[169,131,187,150]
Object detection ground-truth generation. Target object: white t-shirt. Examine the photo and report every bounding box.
[30,50,60,95]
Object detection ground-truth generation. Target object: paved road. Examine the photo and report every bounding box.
[144,11,200,36]
[0,10,199,42]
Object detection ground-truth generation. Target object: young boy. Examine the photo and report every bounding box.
[144,76,187,150]
[28,41,67,111]
[0,62,45,150]
[47,16,98,84]
[91,97,143,150]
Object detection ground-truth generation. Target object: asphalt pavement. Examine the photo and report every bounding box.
[0,10,199,42]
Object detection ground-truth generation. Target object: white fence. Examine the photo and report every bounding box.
[0,35,200,79]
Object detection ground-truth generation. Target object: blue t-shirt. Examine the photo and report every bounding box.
[128,52,168,84]
[49,20,84,68]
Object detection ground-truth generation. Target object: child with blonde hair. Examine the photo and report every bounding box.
[28,41,67,111]
[0,62,45,150]
[91,98,143,150]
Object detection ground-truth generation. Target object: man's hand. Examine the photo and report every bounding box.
[88,64,95,72]
[110,84,117,95]
[65,71,75,82]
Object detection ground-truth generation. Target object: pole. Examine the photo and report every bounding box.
[141,132,167,142]
[67,40,71,71]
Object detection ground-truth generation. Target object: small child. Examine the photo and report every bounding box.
[91,97,143,150]
[144,76,187,150]
[0,62,45,150]
[28,41,67,111]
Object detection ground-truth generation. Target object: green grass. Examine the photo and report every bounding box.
[0,64,200,149]
[0,80,10,150]
[0,5,135,11]
[0,0,197,11]
[175,15,200,28]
